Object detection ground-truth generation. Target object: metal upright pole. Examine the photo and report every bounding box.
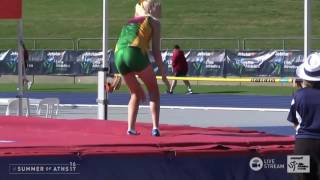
[17,12,24,116]
[304,0,312,60]
[97,0,108,120]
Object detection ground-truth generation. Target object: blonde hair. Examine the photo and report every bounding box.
[135,0,160,17]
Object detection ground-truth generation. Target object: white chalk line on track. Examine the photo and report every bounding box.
[59,104,289,112]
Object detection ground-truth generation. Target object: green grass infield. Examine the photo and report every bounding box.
[0,83,296,96]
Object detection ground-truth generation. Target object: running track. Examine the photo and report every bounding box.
[0,92,292,108]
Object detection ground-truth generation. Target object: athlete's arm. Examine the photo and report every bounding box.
[151,18,169,80]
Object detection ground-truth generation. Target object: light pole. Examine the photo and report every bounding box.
[304,0,312,60]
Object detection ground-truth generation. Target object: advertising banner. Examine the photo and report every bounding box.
[198,50,226,77]
[160,50,225,76]
[281,51,304,77]
[187,50,206,76]
[161,50,173,75]
[0,49,311,77]
[225,50,277,77]
[76,51,103,75]
[0,50,19,74]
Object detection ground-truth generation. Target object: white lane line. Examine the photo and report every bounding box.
[59,104,289,112]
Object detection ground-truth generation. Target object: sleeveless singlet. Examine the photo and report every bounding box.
[114,16,153,74]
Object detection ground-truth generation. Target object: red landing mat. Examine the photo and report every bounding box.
[0,116,294,157]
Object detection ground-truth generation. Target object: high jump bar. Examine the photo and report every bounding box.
[155,76,294,83]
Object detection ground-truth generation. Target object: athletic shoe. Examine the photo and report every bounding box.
[127,129,140,136]
[185,90,193,95]
[27,81,33,90]
[151,129,160,137]
[165,90,173,94]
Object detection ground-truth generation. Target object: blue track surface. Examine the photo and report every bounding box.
[0,92,292,108]
[0,92,294,135]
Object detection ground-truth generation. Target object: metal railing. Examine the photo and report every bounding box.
[160,37,241,50]
[242,37,320,50]
[0,38,75,50]
[76,37,118,50]
[1,37,320,50]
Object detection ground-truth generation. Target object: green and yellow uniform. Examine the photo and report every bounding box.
[115,16,153,74]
